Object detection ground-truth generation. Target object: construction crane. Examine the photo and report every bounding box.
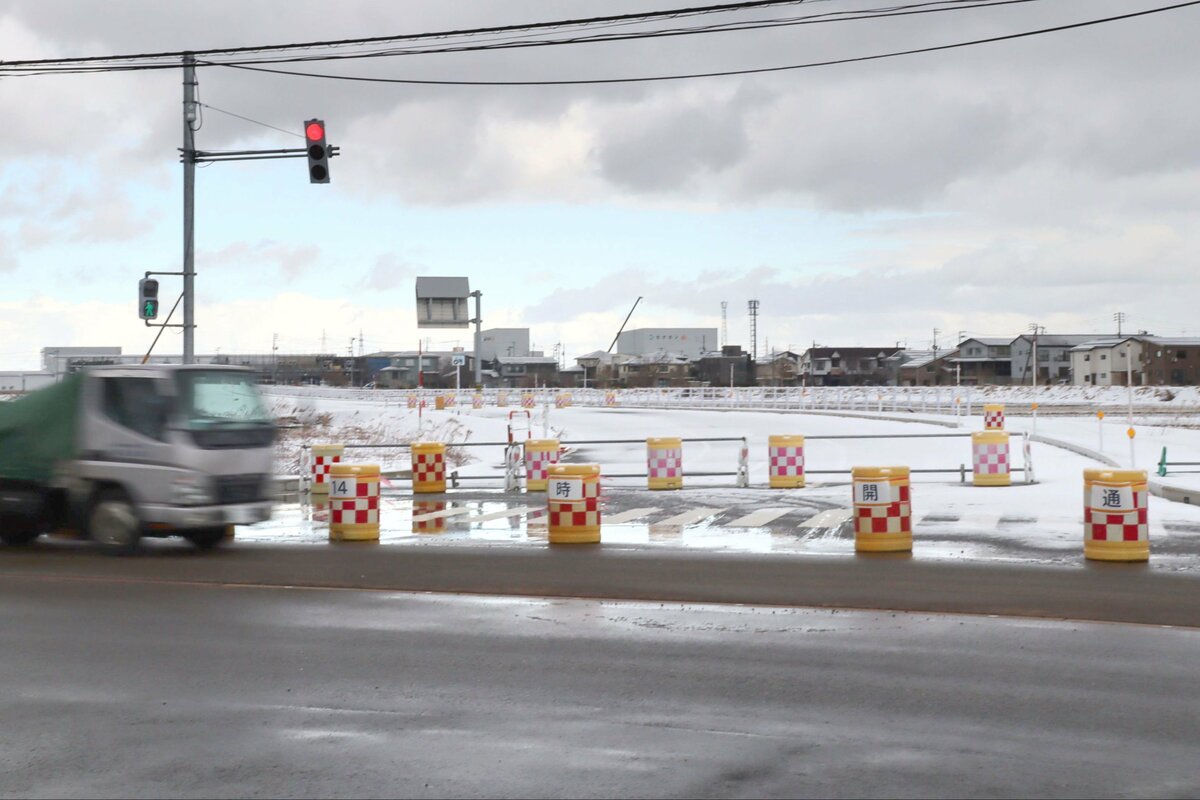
[607,296,643,353]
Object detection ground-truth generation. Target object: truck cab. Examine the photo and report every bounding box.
[0,364,277,551]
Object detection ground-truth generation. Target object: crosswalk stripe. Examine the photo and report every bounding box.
[468,506,544,524]
[798,509,852,529]
[605,507,662,525]
[727,508,793,527]
[654,508,723,527]
[410,507,476,523]
[953,513,1001,531]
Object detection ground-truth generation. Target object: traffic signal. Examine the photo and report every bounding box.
[304,119,330,184]
[138,278,159,320]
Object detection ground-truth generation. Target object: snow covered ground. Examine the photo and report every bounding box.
[253,387,1200,571]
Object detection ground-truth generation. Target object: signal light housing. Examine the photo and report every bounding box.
[305,118,330,184]
[139,278,160,320]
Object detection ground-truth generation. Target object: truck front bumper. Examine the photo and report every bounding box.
[143,501,274,530]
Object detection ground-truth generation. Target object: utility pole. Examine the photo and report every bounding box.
[182,53,197,363]
[1114,311,1126,336]
[272,333,278,384]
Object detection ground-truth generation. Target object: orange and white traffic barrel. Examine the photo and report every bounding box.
[496,391,508,408]
[310,444,344,496]
[434,395,447,411]
[406,393,418,409]
[472,392,484,409]
[852,466,912,553]
[1083,469,1149,562]
[768,435,805,489]
[444,392,457,408]
[547,464,601,544]
[329,463,380,542]
[524,439,561,492]
[971,431,1011,487]
[411,441,447,494]
[411,500,448,534]
[984,403,1005,430]
[647,437,683,490]
[604,391,618,408]
[555,393,572,409]
[521,393,535,409]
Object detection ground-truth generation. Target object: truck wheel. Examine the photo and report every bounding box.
[184,527,228,550]
[0,516,41,546]
[88,489,142,554]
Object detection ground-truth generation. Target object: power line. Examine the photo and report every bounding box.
[207,1,1200,87]
[199,103,305,138]
[0,0,1050,76]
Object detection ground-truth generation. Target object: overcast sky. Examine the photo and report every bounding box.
[1,0,1197,369]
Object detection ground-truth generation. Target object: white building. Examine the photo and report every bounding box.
[0,371,54,393]
[1069,337,1146,386]
[478,328,530,361]
[616,328,718,362]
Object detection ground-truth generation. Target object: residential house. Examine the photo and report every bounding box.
[1069,338,1146,387]
[800,347,903,386]
[756,350,801,386]
[1142,337,1200,385]
[1009,334,1095,385]
[618,352,693,388]
[694,345,755,387]
[493,355,560,388]
[950,338,1012,385]
[893,349,960,386]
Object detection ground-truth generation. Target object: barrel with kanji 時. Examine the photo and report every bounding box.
[546,464,601,544]
[852,466,912,553]
[1083,468,1149,562]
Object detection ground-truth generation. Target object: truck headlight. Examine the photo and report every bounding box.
[172,475,214,506]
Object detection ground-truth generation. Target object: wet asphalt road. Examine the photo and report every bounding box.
[2,561,1200,799]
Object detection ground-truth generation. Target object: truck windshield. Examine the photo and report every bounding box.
[175,371,272,428]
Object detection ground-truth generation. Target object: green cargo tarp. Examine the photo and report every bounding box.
[0,374,83,483]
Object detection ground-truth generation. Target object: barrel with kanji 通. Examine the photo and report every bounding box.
[1083,468,1149,562]
[329,463,380,542]
[523,439,561,492]
[547,464,601,544]
[310,444,344,495]
[852,466,912,553]
[984,403,1005,430]
[768,435,805,489]
[647,437,683,490]
[411,441,446,494]
[971,431,1011,487]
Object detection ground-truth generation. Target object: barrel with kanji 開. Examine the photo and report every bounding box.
[328,463,380,542]
[971,431,1011,487]
[984,403,1005,431]
[547,464,601,544]
[1083,468,1149,562]
[768,435,805,489]
[411,441,446,494]
[523,439,561,492]
[852,466,912,553]
[647,437,683,490]
[310,444,344,497]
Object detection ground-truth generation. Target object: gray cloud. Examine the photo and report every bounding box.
[359,253,416,291]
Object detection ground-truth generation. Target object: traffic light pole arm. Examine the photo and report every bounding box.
[144,292,186,329]
[182,146,340,164]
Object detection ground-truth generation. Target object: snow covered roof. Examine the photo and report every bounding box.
[496,356,559,365]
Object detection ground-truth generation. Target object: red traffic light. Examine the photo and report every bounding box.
[305,121,325,141]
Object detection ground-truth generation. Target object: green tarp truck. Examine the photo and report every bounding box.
[0,364,276,551]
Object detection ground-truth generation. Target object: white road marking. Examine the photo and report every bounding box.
[654,508,723,527]
[798,509,852,529]
[468,506,545,524]
[726,508,793,527]
[605,507,662,525]
[954,514,1002,531]
[410,507,476,523]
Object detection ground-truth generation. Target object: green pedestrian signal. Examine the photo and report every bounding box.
[139,278,160,320]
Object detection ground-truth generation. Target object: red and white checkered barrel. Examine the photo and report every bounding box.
[406,393,418,409]
[411,500,447,534]
[647,437,683,490]
[496,391,508,408]
[852,466,912,553]
[521,393,535,409]
[971,431,1011,487]
[411,441,446,494]
[984,403,1005,431]
[768,435,805,489]
[555,393,572,409]
[604,391,618,407]
[1083,469,1149,562]
[329,463,380,542]
[547,464,601,544]
[472,393,484,409]
[310,444,344,495]
[444,392,457,408]
[523,439,561,492]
